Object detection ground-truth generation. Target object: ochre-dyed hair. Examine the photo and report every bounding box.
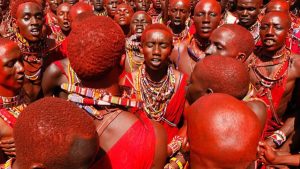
[117,3,134,15]
[187,93,261,168]
[194,55,250,99]
[10,0,41,19]
[67,16,125,81]
[266,0,290,13]
[216,24,255,57]
[14,97,97,168]
[141,23,173,44]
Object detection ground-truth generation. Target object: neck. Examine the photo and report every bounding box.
[121,25,131,37]
[145,65,168,82]
[170,23,186,35]
[261,45,286,60]
[62,29,70,36]
[155,8,162,14]
[193,34,209,50]
[95,8,105,13]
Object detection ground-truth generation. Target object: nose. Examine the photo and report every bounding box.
[15,61,25,75]
[175,10,180,18]
[31,17,38,25]
[153,44,161,55]
[203,13,210,23]
[54,0,58,3]
[112,2,117,8]
[266,25,275,36]
[63,12,68,19]
[242,9,247,16]
[205,44,215,56]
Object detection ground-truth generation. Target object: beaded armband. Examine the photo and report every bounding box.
[168,135,184,157]
[170,157,183,169]
[269,130,286,147]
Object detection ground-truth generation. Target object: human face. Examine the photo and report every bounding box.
[57,4,71,32]
[237,0,261,28]
[65,0,79,5]
[114,4,133,26]
[16,2,44,43]
[47,0,63,13]
[152,0,162,10]
[185,69,208,105]
[106,0,121,17]
[260,13,290,52]
[130,13,151,37]
[142,30,173,71]
[0,43,24,92]
[205,28,240,58]
[135,0,150,11]
[217,0,228,13]
[193,1,221,39]
[169,0,190,27]
[92,0,104,11]
[0,0,9,11]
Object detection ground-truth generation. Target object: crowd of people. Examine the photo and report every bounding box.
[0,0,299,168]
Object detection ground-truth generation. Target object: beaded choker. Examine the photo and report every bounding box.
[126,34,144,71]
[0,95,21,109]
[136,65,176,122]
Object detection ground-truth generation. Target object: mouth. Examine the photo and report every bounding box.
[239,18,250,23]
[150,58,161,66]
[16,76,24,83]
[30,28,40,36]
[63,21,70,28]
[135,27,143,33]
[263,38,276,46]
[201,26,211,33]
[174,19,181,25]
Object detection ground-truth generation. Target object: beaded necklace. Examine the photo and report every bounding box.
[248,21,260,44]
[187,36,207,62]
[125,34,144,72]
[0,95,20,109]
[94,9,108,16]
[0,104,26,128]
[136,65,176,122]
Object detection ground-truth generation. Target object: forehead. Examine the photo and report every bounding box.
[0,43,20,60]
[267,2,289,12]
[58,4,71,12]
[117,4,131,9]
[237,0,260,4]
[170,0,190,8]
[144,29,172,41]
[16,2,42,16]
[195,1,220,12]
[261,13,289,26]
[132,13,150,20]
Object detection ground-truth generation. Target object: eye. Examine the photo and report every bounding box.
[260,24,268,30]
[275,25,283,30]
[5,60,16,68]
[249,7,256,11]
[146,42,154,47]
[23,15,30,21]
[160,43,168,48]
[196,12,204,16]
[209,12,216,17]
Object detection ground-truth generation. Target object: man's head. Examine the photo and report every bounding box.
[217,0,228,13]
[141,24,173,71]
[114,3,134,26]
[187,93,261,169]
[92,0,105,12]
[135,0,151,11]
[193,0,221,39]
[260,11,291,52]
[0,0,9,11]
[69,2,93,22]
[0,38,24,96]
[205,24,255,62]
[125,0,136,11]
[168,0,191,27]
[130,11,152,37]
[67,16,125,83]
[65,0,79,5]
[237,0,262,28]
[10,0,44,42]
[152,0,163,10]
[186,55,250,105]
[265,0,290,13]
[57,3,71,33]
[104,0,122,18]
[46,0,63,13]
[14,97,99,169]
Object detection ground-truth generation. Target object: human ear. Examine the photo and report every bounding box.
[236,53,247,62]
[206,88,213,94]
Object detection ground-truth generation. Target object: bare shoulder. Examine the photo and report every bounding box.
[290,53,300,77]
[44,58,67,78]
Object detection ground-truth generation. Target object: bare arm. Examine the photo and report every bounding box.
[151,121,168,169]
[246,100,267,132]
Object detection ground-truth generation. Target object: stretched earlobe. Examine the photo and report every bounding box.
[206,88,213,94]
[236,53,247,62]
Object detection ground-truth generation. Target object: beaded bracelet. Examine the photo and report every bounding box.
[168,135,184,157]
[269,130,286,147]
[170,157,183,169]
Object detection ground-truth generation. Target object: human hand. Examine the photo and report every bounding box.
[257,141,278,165]
[0,138,16,156]
[265,137,277,148]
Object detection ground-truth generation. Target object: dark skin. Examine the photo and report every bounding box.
[249,12,300,151]
[47,0,63,13]
[168,0,190,34]
[0,0,9,11]
[171,0,221,77]
[65,0,79,5]
[92,0,105,12]
[135,0,151,11]
[0,41,24,159]
[105,0,122,18]
[237,0,262,29]
[265,0,290,13]
[56,3,71,36]
[114,4,134,36]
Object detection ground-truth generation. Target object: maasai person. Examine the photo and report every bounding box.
[1,97,99,169]
[258,141,300,166]
[236,0,262,44]
[135,0,150,12]
[69,2,93,20]
[168,0,191,70]
[0,0,9,22]
[0,38,25,163]
[63,16,167,169]
[104,0,122,18]
[56,3,71,37]
[124,11,152,72]
[265,0,290,13]
[0,0,13,39]
[47,0,62,14]
[125,0,136,11]
[65,0,79,5]
[92,0,107,16]
[10,0,64,103]
[114,3,134,37]
[147,0,163,23]
[120,24,187,158]
[218,0,238,25]
[187,93,261,168]
[248,12,300,152]
[173,0,221,76]
[205,24,255,63]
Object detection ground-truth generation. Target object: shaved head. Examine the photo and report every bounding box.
[266,0,290,13]
[169,0,191,8]
[69,1,93,21]
[187,93,261,169]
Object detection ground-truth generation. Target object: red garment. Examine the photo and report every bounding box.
[0,109,17,128]
[90,115,156,169]
[122,72,187,142]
